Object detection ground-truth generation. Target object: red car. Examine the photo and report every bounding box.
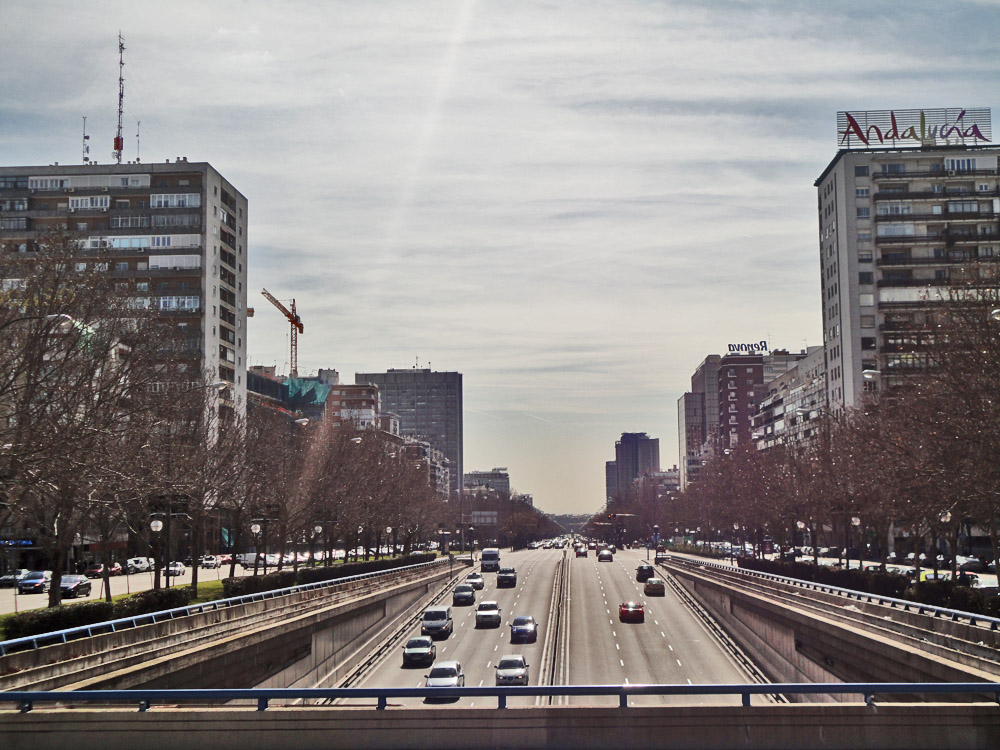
[619,601,645,623]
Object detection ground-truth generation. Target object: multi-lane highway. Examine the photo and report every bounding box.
[342,545,760,707]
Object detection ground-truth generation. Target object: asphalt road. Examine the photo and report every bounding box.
[343,547,758,708]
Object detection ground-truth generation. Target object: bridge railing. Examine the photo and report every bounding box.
[0,560,444,656]
[669,556,1000,630]
[3,682,999,713]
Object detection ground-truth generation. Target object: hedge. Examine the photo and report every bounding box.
[3,586,191,641]
[221,553,437,598]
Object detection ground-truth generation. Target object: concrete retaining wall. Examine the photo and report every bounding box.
[1,704,998,750]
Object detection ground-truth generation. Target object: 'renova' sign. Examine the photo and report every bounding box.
[837,108,991,149]
[728,341,768,353]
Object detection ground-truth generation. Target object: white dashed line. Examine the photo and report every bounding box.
[616,643,620,651]
[619,659,625,667]
[687,678,692,685]
[661,631,666,638]
[668,644,673,651]
[676,659,682,667]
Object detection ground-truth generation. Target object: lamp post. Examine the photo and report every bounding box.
[385,526,393,558]
[468,526,475,561]
[732,522,739,565]
[850,515,862,570]
[250,522,262,575]
[150,518,163,590]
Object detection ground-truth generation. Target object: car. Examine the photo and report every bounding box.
[126,557,153,574]
[475,600,502,628]
[575,547,587,558]
[83,563,106,579]
[452,583,476,606]
[59,574,92,599]
[108,562,123,576]
[465,572,485,590]
[165,561,186,577]
[644,577,666,596]
[495,654,529,686]
[420,606,454,639]
[0,569,29,588]
[597,549,614,562]
[17,570,52,594]
[619,601,645,623]
[200,555,220,568]
[635,564,654,582]
[587,542,597,550]
[424,660,464,701]
[509,615,538,642]
[497,567,517,587]
[402,636,437,666]
[608,545,617,554]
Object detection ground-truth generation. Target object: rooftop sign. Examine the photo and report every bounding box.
[837,108,991,149]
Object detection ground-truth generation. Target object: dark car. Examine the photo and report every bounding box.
[635,564,654,582]
[598,549,614,562]
[60,574,92,599]
[17,570,52,594]
[83,563,106,579]
[452,584,476,606]
[509,615,538,642]
[0,569,29,588]
[402,636,437,666]
[497,567,517,587]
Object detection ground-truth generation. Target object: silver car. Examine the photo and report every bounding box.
[495,654,529,686]
[424,660,464,702]
[475,600,502,628]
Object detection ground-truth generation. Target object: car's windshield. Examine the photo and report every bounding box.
[428,667,456,678]
[423,611,446,621]
[25,572,43,579]
[406,639,429,649]
[498,659,523,670]
[478,603,497,611]
[513,616,533,625]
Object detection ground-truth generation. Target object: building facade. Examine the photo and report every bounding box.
[815,109,999,407]
[465,468,511,496]
[355,368,463,496]
[750,346,827,450]
[614,432,660,495]
[0,160,249,421]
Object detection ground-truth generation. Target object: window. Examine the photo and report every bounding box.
[150,193,201,209]
[861,337,876,350]
[979,183,991,192]
[877,201,912,216]
[881,163,905,174]
[945,158,977,172]
[855,187,869,198]
[856,207,870,219]
[948,201,979,214]
[860,315,876,328]
[858,251,873,263]
[854,165,869,177]
[857,231,872,243]
[859,272,873,285]
[859,293,875,307]
[136,282,148,292]
[115,262,128,272]
[877,223,915,237]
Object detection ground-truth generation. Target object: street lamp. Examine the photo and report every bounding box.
[250,522,262,575]
[386,526,393,557]
[150,518,163,589]
[850,515,862,570]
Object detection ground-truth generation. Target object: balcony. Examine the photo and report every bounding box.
[877,278,946,288]
[874,210,996,222]
[873,188,999,201]
[877,254,999,267]
[871,167,997,180]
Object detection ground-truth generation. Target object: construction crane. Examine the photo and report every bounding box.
[261,288,304,376]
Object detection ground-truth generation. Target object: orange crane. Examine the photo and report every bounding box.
[261,288,304,376]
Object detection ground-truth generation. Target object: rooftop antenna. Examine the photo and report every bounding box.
[81,116,90,163]
[136,120,141,163]
[113,32,125,164]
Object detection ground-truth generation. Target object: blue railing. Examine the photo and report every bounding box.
[0,560,444,656]
[3,682,999,712]
[671,557,1000,630]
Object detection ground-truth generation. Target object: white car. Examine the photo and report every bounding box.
[126,557,153,574]
[475,600,502,628]
[465,572,485,590]
[424,660,464,701]
[495,654,529,686]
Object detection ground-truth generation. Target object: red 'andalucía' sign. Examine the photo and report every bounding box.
[837,108,991,148]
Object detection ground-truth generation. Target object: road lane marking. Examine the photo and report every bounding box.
[687,678,692,685]
[676,659,682,667]
[668,644,673,651]
[615,643,619,650]
[661,631,666,638]
[620,659,624,667]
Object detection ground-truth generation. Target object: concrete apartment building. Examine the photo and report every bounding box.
[355,368,463,497]
[815,108,999,407]
[613,432,660,496]
[750,346,826,450]
[677,355,719,489]
[0,160,249,421]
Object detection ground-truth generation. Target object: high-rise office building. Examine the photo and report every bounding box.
[0,160,249,420]
[815,108,998,408]
[614,432,660,493]
[355,368,463,496]
[677,354,719,489]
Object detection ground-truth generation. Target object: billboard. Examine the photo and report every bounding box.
[837,108,991,149]
[472,511,498,526]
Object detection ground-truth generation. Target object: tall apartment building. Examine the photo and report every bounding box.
[464,468,511,496]
[0,160,249,419]
[614,432,660,494]
[677,354,719,489]
[815,108,998,407]
[751,346,826,450]
[355,368,463,496]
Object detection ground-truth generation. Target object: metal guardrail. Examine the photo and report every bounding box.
[3,683,999,713]
[0,560,443,656]
[671,557,1000,631]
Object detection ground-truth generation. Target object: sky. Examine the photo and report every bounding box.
[2,1,999,516]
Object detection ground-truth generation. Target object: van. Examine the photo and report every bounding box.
[420,605,454,639]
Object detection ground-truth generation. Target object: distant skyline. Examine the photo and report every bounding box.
[2,1,999,514]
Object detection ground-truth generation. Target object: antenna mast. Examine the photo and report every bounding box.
[82,116,90,164]
[113,32,125,164]
[136,120,141,163]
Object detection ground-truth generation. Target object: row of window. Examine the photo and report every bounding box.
[110,214,202,229]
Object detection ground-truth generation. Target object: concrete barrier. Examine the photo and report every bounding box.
[1,704,998,750]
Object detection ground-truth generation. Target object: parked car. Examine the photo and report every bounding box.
[619,601,645,623]
[60,574,92,599]
[83,563,106,579]
[126,557,153,574]
[509,615,538,642]
[165,561,186,577]
[495,654,529,686]
[0,569,29,588]
[402,636,437,667]
[108,562,123,576]
[200,555,220,568]
[17,570,52,594]
[475,600,502,628]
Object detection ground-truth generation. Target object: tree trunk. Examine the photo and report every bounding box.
[47,545,66,608]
